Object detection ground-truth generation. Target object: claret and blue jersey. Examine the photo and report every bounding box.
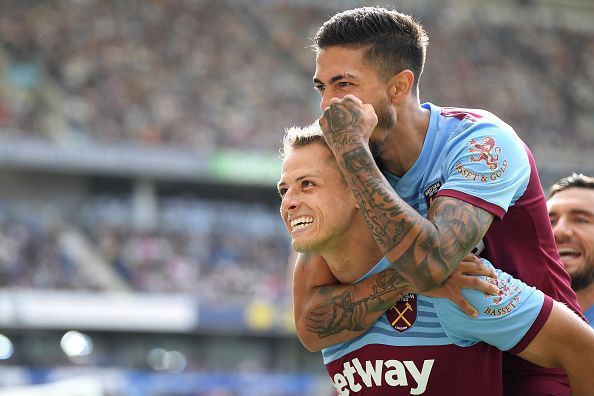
[322,103,579,395]
[384,103,578,314]
[323,257,552,396]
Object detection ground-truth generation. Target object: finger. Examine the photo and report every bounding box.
[460,257,497,279]
[469,254,497,278]
[342,94,363,106]
[329,96,345,106]
[361,103,376,113]
[464,276,499,295]
[318,115,328,131]
[451,294,478,318]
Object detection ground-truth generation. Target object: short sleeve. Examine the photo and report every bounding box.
[434,261,547,351]
[436,123,530,219]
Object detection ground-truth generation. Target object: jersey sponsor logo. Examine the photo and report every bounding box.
[331,357,435,395]
[483,276,522,316]
[468,137,502,170]
[387,293,417,332]
[423,181,442,208]
[455,137,508,183]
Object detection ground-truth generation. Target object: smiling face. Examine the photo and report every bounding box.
[277,142,359,254]
[313,46,395,157]
[548,187,594,290]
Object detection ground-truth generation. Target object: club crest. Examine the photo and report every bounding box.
[468,136,501,170]
[386,293,417,332]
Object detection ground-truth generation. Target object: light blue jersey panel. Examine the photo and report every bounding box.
[321,257,545,365]
[321,257,452,365]
[433,262,545,351]
[383,103,531,219]
[440,109,531,214]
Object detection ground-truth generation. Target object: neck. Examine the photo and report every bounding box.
[320,220,383,284]
[576,283,594,313]
[379,98,430,177]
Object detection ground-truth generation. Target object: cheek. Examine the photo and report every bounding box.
[581,230,594,259]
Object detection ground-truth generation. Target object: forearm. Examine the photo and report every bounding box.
[517,302,594,395]
[296,267,412,351]
[335,143,486,290]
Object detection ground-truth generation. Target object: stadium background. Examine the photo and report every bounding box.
[0,0,592,394]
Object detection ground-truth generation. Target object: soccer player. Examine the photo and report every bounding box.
[295,6,583,395]
[548,173,594,327]
[279,127,594,395]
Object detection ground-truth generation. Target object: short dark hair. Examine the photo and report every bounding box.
[313,7,429,87]
[549,172,594,198]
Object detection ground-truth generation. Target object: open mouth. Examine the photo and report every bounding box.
[558,247,581,261]
[289,216,314,233]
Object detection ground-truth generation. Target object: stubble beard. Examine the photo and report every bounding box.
[571,263,594,292]
[369,99,395,159]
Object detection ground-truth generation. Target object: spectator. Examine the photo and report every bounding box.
[548,173,594,326]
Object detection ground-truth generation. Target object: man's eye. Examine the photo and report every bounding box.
[278,188,287,197]
[303,181,315,188]
[314,84,324,92]
[338,81,352,87]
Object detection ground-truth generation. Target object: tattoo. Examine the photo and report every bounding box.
[326,100,361,133]
[336,144,493,291]
[306,268,410,338]
[323,100,364,153]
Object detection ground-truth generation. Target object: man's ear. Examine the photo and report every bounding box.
[387,69,415,105]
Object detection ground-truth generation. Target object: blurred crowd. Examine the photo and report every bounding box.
[0,197,290,302]
[0,0,592,155]
[0,1,591,391]
[0,0,592,300]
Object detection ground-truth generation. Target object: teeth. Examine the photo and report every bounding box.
[559,248,580,256]
[290,216,314,231]
[558,247,579,255]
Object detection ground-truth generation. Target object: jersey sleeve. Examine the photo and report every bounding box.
[434,260,551,352]
[436,122,530,219]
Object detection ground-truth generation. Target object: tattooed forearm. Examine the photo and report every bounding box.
[306,268,410,338]
[342,146,422,252]
[334,144,493,291]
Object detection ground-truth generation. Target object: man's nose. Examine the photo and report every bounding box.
[320,90,343,111]
[553,216,573,243]
[281,190,300,213]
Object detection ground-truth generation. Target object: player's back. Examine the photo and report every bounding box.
[384,102,578,395]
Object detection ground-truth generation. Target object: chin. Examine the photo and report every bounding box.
[291,239,319,254]
[291,240,309,253]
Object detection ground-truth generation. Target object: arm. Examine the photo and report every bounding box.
[293,252,498,351]
[517,302,594,396]
[293,252,412,352]
[320,97,493,291]
[436,265,594,395]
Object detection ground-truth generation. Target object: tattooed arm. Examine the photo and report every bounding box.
[294,251,498,351]
[319,96,494,292]
[293,252,412,351]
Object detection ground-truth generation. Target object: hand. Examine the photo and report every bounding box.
[422,254,499,318]
[318,95,378,154]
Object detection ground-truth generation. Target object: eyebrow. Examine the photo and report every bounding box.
[313,73,356,85]
[277,175,315,189]
[569,208,594,216]
[549,208,594,217]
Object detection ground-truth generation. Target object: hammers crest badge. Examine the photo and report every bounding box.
[387,293,418,332]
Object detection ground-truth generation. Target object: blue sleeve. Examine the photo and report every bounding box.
[440,122,530,216]
[434,260,545,351]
